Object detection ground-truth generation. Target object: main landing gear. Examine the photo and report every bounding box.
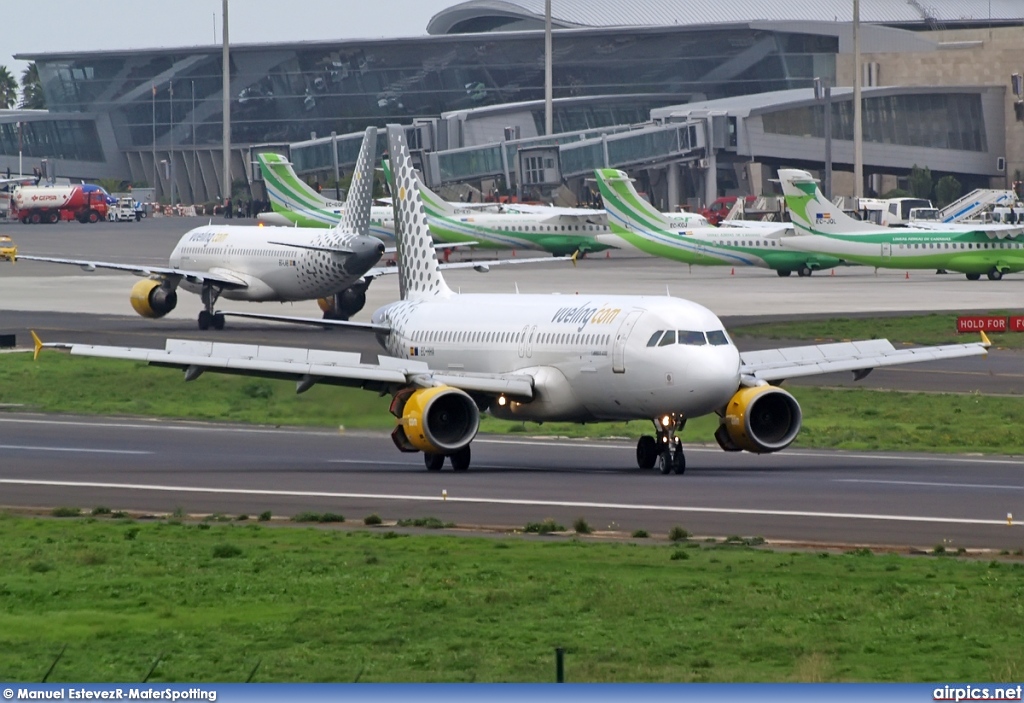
[636,415,686,474]
[197,285,226,330]
[424,445,472,472]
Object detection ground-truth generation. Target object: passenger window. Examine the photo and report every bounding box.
[678,330,707,345]
[647,331,663,347]
[706,330,730,346]
[659,330,676,346]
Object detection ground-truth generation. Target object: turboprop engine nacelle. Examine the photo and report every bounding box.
[389,386,480,454]
[715,385,801,454]
[129,279,178,318]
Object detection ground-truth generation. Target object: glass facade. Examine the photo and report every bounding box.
[30,26,837,151]
[762,93,988,152]
[0,120,104,162]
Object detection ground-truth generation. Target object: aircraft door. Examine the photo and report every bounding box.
[526,325,537,358]
[881,242,891,260]
[517,324,530,358]
[611,310,644,373]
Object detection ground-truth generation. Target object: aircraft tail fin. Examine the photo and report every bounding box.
[777,169,889,236]
[386,125,453,301]
[337,127,377,236]
[381,155,456,218]
[257,152,342,215]
[594,168,672,232]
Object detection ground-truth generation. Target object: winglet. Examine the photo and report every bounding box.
[30,330,43,361]
[980,330,992,348]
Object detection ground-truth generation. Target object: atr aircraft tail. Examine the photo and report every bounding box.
[257,152,342,218]
[777,168,889,236]
[386,125,453,301]
[381,156,456,218]
[594,168,672,232]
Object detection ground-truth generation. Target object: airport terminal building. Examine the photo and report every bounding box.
[2,0,1023,207]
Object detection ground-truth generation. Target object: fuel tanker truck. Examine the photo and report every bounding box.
[11,184,110,224]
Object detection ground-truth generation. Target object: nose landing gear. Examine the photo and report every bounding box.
[636,414,686,474]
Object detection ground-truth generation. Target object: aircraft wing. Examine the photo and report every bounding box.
[906,222,1024,237]
[363,253,573,279]
[43,337,535,400]
[14,255,249,288]
[739,337,989,383]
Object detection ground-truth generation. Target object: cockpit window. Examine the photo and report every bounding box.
[646,331,663,347]
[706,330,730,346]
[658,330,677,346]
[678,330,706,346]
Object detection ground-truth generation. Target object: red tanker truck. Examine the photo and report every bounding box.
[11,184,110,224]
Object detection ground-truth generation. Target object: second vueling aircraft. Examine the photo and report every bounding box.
[43,126,990,473]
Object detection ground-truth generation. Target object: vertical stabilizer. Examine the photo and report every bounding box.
[381,156,455,218]
[257,152,342,214]
[386,125,453,301]
[594,168,672,231]
[778,168,889,235]
[338,127,376,235]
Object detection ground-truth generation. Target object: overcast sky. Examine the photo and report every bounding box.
[1,0,460,79]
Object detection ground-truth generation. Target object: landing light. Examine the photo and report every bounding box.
[661,415,672,427]
[497,395,507,407]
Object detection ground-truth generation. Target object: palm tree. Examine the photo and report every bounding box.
[0,66,17,109]
[20,63,45,110]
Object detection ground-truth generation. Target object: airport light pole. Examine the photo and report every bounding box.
[169,80,175,206]
[222,0,231,207]
[814,77,833,201]
[544,0,552,136]
[152,84,157,199]
[853,0,863,198]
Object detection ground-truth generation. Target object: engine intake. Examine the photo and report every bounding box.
[317,285,368,320]
[129,279,178,318]
[716,385,801,454]
[389,386,479,454]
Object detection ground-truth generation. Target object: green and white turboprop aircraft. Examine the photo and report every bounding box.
[594,168,843,277]
[256,152,397,242]
[779,168,1024,280]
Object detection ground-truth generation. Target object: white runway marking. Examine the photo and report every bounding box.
[837,479,1024,491]
[0,445,151,455]
[0,478,1016,527]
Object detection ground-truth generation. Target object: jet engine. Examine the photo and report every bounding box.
[389,386,480,454]
[129,279,178,318]
[714,385,801,454]
[317,285,368,320]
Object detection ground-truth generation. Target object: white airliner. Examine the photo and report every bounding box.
[13,128,556,329]
[40,125,990,473]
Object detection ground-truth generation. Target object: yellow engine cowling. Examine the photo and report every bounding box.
[389,386,480,454]
[129,279,178,318]
[715,385,802,454]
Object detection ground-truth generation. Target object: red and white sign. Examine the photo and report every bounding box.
[957,316,1008,333]
[1010,316,1024,332]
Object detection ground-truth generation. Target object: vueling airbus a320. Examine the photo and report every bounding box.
[39,125,990,474]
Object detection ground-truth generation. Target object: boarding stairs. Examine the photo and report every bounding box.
[939,189,1016,223]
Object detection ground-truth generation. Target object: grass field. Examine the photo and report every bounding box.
[2,513,1024,683]
[2,353,1022,454]
[731,311,1024,349]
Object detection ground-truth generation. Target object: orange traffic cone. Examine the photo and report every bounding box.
[830,269,835,276]
[605,250,610,259]
[905,271,910,279]
[730,268,735,275]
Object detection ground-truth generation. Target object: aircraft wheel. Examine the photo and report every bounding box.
[450,445,471,472]
[965,273,981,281]
[636,435,658,469]
[988,269,1003,281]
[672,440,686,475]
[797,265,812,277]
[777,270,792,277]
[658,451,672,475]
[424,453,445,471]
[212,313,226,330]
[198,310,212,330]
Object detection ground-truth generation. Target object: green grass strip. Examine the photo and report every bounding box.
[1,514,1024,682]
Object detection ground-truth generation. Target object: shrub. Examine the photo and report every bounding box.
[573,517,592,534]
[197,524,211,531]
[631,529,649,539]
[258,511,272,522]
[124,527,141,541]
[51,507,81,518]
[670,550,690,561]
[933,544,947,555]
[292,512,322,523]
[236,515,249,522]
[91,506,112,516]
[364,514,383,526]
[110,511,129,519]
[319,512,345,523]
[396,517,452,529]
[212,543,243,559]
[524,519,564,534]
[668,526,689,542]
